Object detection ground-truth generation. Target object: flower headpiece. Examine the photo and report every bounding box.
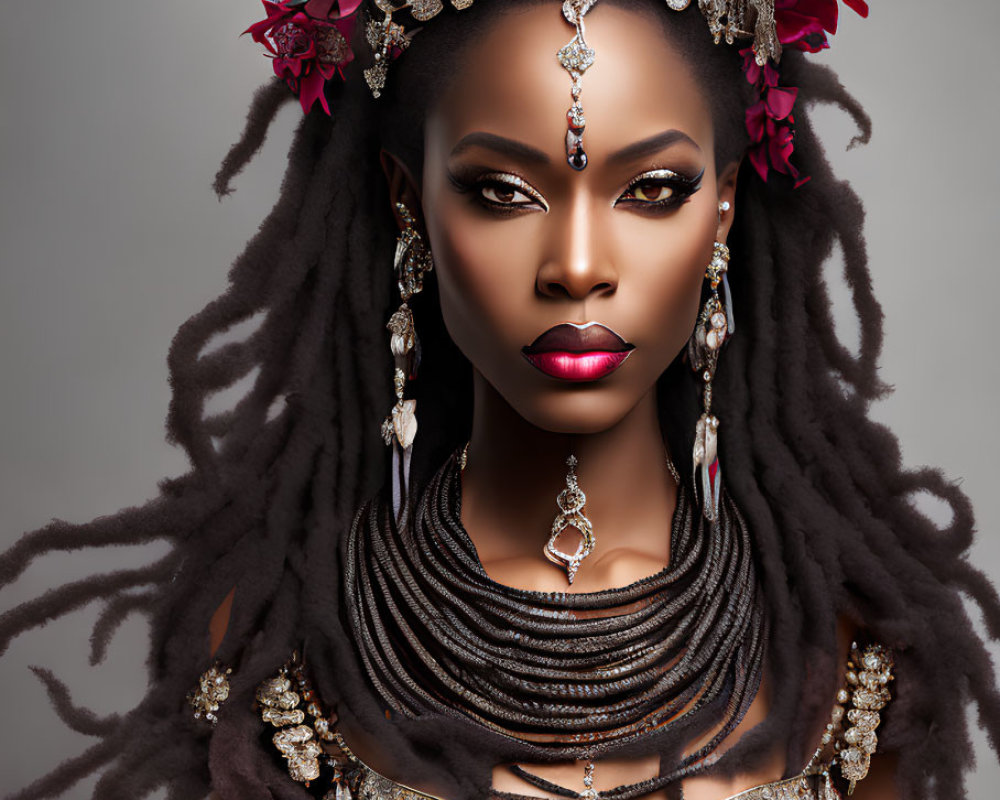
[245,0,868,184]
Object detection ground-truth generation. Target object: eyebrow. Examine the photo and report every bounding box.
[448,128,701,168]
[608,129,702,165]
[449,132,551,165]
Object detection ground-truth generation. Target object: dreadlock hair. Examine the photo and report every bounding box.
[2,1,999,798]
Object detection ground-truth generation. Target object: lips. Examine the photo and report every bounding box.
[522,322,634,382]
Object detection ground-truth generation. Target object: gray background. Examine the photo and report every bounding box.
[1,1,998,797]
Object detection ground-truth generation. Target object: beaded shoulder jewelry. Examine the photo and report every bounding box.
[186,640,893,799]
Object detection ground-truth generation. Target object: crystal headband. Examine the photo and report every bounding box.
[246,0,869,183]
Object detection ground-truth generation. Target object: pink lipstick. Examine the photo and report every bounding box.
[522,322,634,382]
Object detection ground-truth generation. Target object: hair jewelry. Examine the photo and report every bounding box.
[247,1,868,183]
[544,455,596,584]
[688,241,732,522]
[381,202,433,456]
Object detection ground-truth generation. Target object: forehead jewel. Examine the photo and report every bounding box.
[245,0,868,182]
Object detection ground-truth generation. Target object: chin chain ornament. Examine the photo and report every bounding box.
[381,202,433,457]
[687,240,733,522]
[544,455,596,584]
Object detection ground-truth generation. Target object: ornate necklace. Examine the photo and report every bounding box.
[344,451,766,797]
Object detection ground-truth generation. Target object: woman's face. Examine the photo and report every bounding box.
[416,2,737,434]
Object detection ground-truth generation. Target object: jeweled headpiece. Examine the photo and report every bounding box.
[245,0,869,183]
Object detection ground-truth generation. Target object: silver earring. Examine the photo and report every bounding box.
[544,456,595,584]
[381,202,433,453]
[687,241,732,522]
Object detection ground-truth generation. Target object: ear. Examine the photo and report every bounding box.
[380,149,425,234]
[715,159,741,243]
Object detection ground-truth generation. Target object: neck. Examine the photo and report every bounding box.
[459,371,679,592]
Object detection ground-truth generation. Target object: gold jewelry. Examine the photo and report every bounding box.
[381,202,434,452]
[688,241,731,522]
[257,652,339,787]
[187,662,232,725]
[801,642,895,798]
[839,643,894,794]
[544,455,596,585]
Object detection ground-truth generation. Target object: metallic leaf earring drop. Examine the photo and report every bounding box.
[381,202,434,454]
[558,0,597,170]
[687,241,733,522]
[544,455,596,584]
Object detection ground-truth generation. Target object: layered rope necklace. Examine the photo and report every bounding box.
[345,452,766,798]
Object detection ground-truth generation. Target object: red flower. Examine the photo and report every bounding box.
[245,0,361,114]
[740,2,869,186]
[775,0,869,52]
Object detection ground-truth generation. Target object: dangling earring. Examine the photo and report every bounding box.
[687,241,733,522]
[381,201,433,457]
[544,455,595,585]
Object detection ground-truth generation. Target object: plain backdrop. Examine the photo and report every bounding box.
[1,1,998,797]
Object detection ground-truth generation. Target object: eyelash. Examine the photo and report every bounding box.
[449,167,704,216]
[450,172,549,214]
[615,168,704,214]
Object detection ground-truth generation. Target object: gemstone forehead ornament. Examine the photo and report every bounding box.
[555,1,780,171]
[558,0,598,170]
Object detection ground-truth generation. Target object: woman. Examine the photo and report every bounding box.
[2,1,999,798]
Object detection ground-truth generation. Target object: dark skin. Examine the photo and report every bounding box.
[212,3,899,798]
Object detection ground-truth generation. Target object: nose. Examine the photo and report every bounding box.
[535,198,617,301]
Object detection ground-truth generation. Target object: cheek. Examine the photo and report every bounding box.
[615,213,716,364]
[427,196,541,362]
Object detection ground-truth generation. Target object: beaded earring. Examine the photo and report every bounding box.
[687,240,733,522]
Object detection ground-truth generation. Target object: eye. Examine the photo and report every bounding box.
[631,182,675,202]
[476,173,548,212]
[616,168,704,213]
[481,183,534,207]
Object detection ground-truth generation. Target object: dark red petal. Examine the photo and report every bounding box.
[843,0,870,18]
[762,62,781,88]
[765,86,799,120]
[745,101,768,142]
[275,56,304,77]
[748,144,770,182]
[782,0,840,32]
[777,13,830,44]
[298,70,330,115]
[305,0,337,17]
[337,0,364,14]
